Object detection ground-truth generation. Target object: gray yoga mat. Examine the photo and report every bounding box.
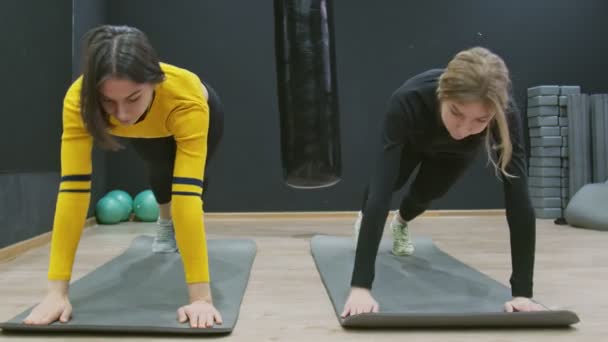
[529,167,561,177]
[527,106,559,117]
[591,94,608,182]
[529,127,560,137]
[311,235,579,328]
[529,157,561,168]
[529,187,560,197]
[0,235,256,335]
[535,208,562,219]
[530,137,562,147]
[568,94,593,198]
[528,85,559,97]
[528,96,558,107]
[560,86,581,96]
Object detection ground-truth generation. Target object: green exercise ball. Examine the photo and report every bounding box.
[133,189,159,222]
[95,196,127,224]
[105,190,133,221]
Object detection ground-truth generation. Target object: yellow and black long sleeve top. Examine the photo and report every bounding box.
[49,62,211,284]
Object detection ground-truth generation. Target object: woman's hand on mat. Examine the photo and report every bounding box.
[23,292,72,325]
[177,300,223,328]
[341,287,379,318]
[504,297,545,312]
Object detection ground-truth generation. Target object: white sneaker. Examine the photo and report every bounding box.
[353,211,363,247]
[390,212,414,256]
[152,219,178,253]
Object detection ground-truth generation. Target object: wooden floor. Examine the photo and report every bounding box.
[1,214,607,341]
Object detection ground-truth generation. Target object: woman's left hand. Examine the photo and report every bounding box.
[177,300,223,328]
[504,297,545,312]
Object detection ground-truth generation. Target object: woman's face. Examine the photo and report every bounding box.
[440,99,494,140]
[99,77,155,126]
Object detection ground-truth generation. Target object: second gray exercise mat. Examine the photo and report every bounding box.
[310,235,579,328]
[1,235,257,335]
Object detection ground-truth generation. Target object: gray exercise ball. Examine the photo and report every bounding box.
[565,182,608,231]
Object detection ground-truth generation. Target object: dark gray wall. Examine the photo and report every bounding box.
[102,0,608,212]
[0,173,59,248]
[0,0,72,248]
[0,0,72,172]
[72,0,109,215]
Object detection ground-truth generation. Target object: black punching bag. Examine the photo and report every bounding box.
[274,0,342,189]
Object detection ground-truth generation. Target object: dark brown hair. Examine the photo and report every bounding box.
[80,25,165,149]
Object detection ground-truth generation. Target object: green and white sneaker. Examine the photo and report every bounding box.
[390,212,414,256]
[152,218,178,253]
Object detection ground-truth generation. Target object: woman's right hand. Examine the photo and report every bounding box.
[341,287,379,318]
[23,281,72,325]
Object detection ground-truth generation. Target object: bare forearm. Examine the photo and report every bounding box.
[187,282,212,303]
[47,280,69,296]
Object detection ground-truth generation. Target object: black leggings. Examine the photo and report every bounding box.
[128,82,224,204]
[361,149,479,221]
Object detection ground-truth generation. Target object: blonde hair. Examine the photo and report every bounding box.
[437,47,513,177]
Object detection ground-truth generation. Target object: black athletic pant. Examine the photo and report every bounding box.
[128,82,224,204]
[361,147,480,221]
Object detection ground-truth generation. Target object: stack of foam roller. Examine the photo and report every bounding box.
[526,85,580,219]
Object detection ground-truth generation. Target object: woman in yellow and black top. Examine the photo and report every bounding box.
[24,25,224,328]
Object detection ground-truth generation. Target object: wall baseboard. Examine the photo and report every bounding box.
[204,209,506,220]
[0,209,505,262]
[0,218,97,263]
